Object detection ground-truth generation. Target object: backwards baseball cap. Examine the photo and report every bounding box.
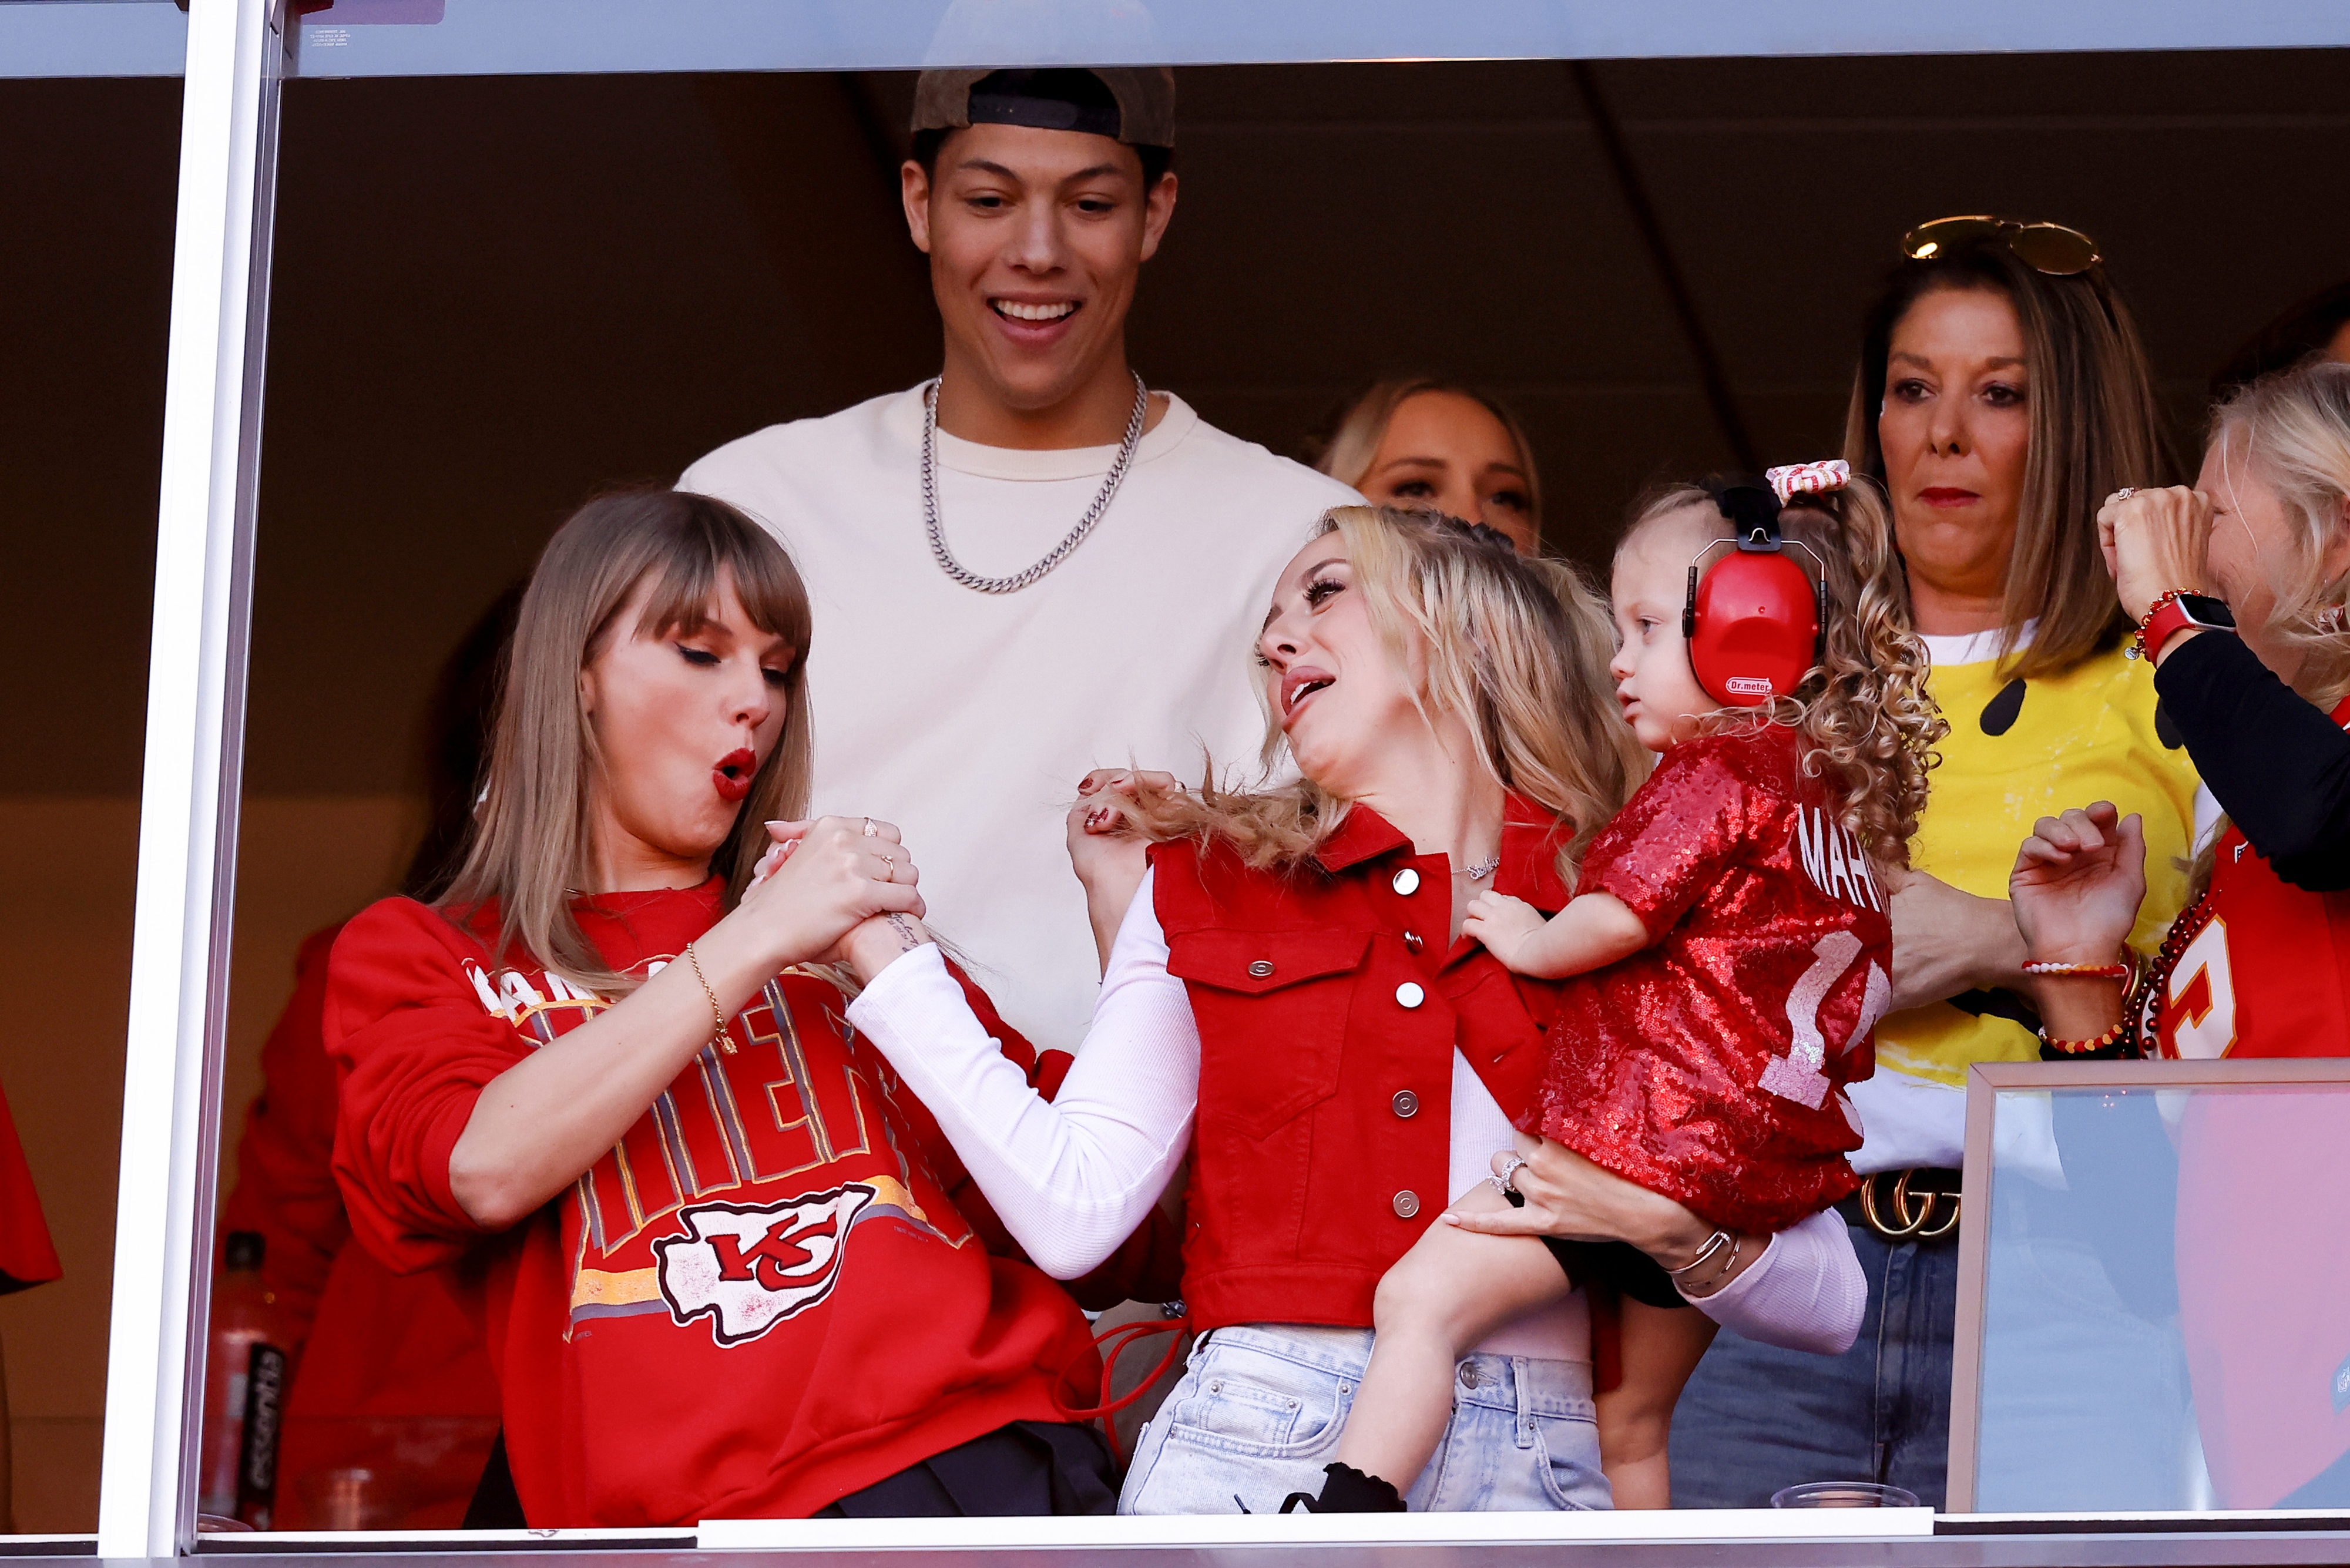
[911,66,1176,149]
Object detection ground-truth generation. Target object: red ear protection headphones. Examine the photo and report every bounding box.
[1681,477,1827,707]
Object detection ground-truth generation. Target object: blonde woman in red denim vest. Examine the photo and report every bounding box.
[832,507,1869,1512]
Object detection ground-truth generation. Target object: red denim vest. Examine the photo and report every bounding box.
[1152,797,1573,1334]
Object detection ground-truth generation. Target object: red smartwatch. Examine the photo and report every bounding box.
[2134,592,2236,663]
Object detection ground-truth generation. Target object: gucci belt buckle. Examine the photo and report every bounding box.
[1858,1169,1960,1242]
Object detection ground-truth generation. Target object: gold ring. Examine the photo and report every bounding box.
[881,852,897,881]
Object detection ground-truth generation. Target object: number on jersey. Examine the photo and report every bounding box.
[2163,915,2238,1059]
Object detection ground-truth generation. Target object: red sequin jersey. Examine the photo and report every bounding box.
[1529,724,1890,1233]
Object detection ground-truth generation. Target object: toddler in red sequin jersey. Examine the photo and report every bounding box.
[1318,473,1944,1511]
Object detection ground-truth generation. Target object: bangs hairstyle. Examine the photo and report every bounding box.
[440,489,814,994]
[1126,506,1644,885]
[1844,235,2167,680]
[1626,482,1946,879]
[1310,377,1545,548]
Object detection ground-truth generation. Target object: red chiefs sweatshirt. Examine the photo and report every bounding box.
[324,881,1099,1525]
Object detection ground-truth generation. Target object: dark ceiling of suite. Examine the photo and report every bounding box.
[4,51,2347,796]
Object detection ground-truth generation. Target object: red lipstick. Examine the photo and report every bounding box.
[1918,487,1980,508]
[713,748,757,804]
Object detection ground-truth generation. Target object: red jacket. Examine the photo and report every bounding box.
[1154,798,1572,1335]
[325,882,1100,1525]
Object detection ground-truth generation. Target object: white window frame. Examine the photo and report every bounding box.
[90,1,2350,1556]
[96,0,283,1554]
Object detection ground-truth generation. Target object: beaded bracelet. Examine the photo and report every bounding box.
[2021,960,2133,979]
[2127,588,2197,661]
[2038,1019,2130,1056]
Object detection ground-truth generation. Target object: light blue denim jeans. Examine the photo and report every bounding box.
[1118,1324,1611,1514]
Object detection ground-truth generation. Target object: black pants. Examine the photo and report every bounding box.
[1504,1188,1687,1310]
[467,1420,1118,1525]
[817,1421,1119,1517]
[1543,1237,1686,1308]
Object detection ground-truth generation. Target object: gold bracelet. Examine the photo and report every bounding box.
[684,941,735,1055]
[1682,1234,1743,1297]
[1664,1228,1734,1277]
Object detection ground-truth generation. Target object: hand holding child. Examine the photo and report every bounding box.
[1462,890,1547,972]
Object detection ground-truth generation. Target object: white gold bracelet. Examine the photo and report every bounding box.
[1664,1228,1734,1277]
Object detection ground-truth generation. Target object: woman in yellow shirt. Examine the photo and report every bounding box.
[1668,218,2205,1511]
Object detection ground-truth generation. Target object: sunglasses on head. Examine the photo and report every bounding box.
[1901,215,2101,276]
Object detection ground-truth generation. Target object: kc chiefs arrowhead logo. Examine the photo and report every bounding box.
[653,1184,877,1347]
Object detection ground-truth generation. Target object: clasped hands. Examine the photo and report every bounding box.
[739,814,930,981]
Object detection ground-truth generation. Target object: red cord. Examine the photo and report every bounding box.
[1056,1317,1189,1465]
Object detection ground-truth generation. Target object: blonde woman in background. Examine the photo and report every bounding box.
[1313,377,1544,553]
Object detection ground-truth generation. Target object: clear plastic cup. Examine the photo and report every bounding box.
[1770,1481,1922,1509]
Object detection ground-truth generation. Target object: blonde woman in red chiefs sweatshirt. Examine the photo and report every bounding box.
[324,489,1112,1525]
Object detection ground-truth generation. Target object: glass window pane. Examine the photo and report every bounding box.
[0,66,182,1535]
[1973,1077,2350,1512]
[227,37,2350,1533]
[284,0,2350,79]
[0,1,185,79]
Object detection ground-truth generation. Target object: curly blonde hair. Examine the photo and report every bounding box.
[1627,480,1946,879]
[1125,506,1646,885]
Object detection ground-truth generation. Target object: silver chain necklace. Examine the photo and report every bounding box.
[1458,853,1501,881]
[920,371,1148,595]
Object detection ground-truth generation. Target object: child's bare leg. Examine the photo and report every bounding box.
[1594,1298,1717,1509]
[1335,1183,1572,1490]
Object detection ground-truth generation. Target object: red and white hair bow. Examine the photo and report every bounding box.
[1765,458,1849,504]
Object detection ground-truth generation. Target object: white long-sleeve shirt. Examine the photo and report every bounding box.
[848,872,1865,1358]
